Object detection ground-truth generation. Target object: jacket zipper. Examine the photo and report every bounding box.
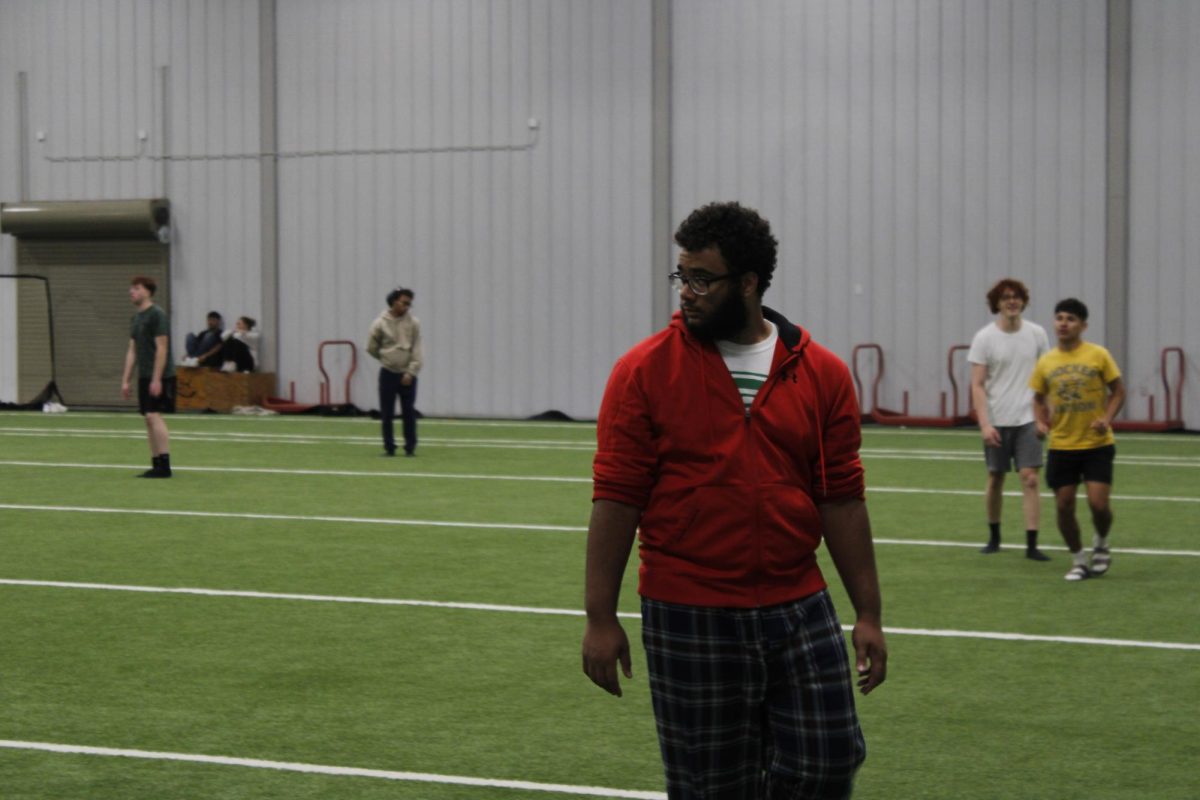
[747,347,803,605]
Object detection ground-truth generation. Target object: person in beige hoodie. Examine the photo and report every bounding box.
[366,288,423,456]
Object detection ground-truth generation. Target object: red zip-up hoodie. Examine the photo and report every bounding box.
[592,307,865,608]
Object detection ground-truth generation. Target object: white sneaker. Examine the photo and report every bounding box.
[220,361,237,373]
[1064,564,1091,582]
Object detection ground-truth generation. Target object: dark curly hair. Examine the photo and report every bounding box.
[985,278,1029,313]
[386,287,414,306]
[674,202,778,295]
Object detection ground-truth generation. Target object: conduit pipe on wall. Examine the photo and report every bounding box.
[37,120,542,163]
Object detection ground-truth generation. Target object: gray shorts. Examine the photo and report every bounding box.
[984,422,1043,473]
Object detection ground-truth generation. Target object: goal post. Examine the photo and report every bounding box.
[0,273,61,407]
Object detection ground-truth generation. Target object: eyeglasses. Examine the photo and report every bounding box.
[668,271,736,296]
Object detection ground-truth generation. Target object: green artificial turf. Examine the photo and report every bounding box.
[1,411,1197,799]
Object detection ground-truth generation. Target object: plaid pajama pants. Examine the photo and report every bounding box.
[641,590,866,800]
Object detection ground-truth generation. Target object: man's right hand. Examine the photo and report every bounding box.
[981,424,1001,448]
[582,617,632,697]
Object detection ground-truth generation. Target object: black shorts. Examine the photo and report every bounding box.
[138,376,177,415]
[1045,445,1115,490]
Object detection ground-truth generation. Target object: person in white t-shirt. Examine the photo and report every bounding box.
[967,278,1051,560]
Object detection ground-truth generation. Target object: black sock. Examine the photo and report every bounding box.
[158,454,171,474]
[1026,530,1039,550]
[988,522,1000,544]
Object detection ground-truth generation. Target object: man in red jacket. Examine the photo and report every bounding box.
[582,202,887,799]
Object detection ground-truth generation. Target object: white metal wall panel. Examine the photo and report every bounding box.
[0,0,262,406]
[275,0,653,418]
[0,2,25,398]
[672,0,1108,418]
[4,1,1195,428]
[156,0,263,354]
[1129,1,1200,430]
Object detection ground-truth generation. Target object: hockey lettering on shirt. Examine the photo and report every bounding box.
[1029,341,1121,450]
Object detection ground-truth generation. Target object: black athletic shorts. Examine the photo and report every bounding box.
[1045,445,1115,490]
[138,376,177,415]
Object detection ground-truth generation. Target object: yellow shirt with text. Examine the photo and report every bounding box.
[1029,342,1121,450]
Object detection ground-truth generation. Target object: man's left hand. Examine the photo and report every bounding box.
[401,373,414,386]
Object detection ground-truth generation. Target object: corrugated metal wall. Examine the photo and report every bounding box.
[274,0,653,418]
[0,0,264,407]
[0,0,653,418]
[1,1,1196,426]
[0,3,26,399]
[1129,1,1200,429]
[672,0,1108,419]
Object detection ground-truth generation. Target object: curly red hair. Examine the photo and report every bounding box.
[986,278,1029,314]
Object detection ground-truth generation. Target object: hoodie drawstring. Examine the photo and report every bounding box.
[800,355,828,499]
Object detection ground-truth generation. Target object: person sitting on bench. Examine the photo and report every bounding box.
[198,315,259,372]
[184,311,223,359]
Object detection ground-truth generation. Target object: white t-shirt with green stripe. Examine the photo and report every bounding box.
[716,322,778,410]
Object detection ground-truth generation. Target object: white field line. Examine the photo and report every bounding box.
[868,486,1200,504]
[0,740,666,799]
[0,460,592,483]
[0,410,595,430]
[861,427,1200,445]
[860,447,1200,466]
[1,459,1198,504]
[3,578,1199,652]
[4,410,1197,444]
[0,426,588,446]
[0,428,594,450]
[869,538,1200,556]
[0,504,585,532]
[1,503,1197,558]
[2,425,1199,465]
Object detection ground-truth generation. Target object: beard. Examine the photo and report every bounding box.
[683,286,749,342]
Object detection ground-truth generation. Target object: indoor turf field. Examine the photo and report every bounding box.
[1,411,1197,799]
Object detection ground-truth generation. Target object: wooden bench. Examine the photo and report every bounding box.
[177,367,276,413]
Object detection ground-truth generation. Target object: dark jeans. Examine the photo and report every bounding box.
[379,368,417,454]
[185,330,222,358]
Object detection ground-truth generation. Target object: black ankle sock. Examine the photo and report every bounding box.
[988,522,1000,544]
[1026,530,1039,550]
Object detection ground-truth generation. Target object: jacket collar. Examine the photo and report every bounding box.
[762,306,809,353]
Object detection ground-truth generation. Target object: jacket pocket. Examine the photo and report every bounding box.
[759,484,822,574]
[642,485,754,571]
[638,489,698,548]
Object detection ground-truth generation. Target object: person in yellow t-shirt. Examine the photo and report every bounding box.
[1029,298,1126,583]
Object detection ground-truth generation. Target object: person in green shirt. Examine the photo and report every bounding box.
[1029,298,1126,581]
[120,276,176,478]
